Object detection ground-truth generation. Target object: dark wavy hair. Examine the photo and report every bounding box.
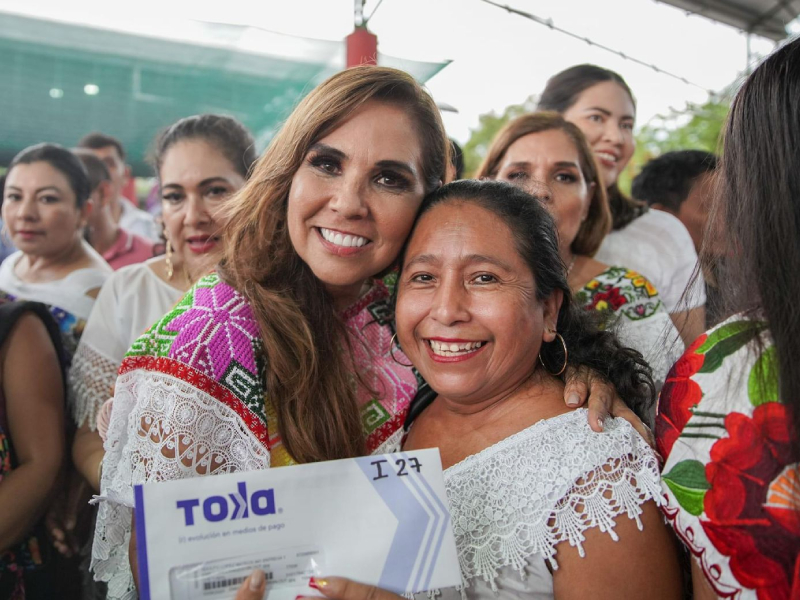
[711,36,800,455]
[538,64,645,230]
[397,180,655,421]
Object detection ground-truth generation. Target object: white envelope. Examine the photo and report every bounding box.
[134,449,462,600]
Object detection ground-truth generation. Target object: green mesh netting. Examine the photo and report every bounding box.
[0,12,448,175]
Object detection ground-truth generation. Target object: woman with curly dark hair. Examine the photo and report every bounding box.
[259,180,682,600]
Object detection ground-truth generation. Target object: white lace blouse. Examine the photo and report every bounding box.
[422,409,662,600]
[69,259,183,429]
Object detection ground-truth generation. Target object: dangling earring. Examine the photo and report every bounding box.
[165,239,174,280]
[389,333,413,368]
[538,331,568,376]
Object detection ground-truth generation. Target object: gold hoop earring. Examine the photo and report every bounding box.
[389,333,413,368]
[165,239,174,280]
[538,332,568,376]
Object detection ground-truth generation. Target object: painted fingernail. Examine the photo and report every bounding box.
[250,570,265,591]
[566,392,580,407]
[309,577,327,590]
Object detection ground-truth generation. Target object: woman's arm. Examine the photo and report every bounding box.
[72,421,105,492]
[691,557,719,600]
[0,312,65,553]
[552,500,682,599]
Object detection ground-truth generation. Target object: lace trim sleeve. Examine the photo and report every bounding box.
[69,342,119,429]
[444,412,661,591]
[91,367,271,599]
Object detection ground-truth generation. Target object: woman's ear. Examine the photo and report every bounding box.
[78,199,94,230]
[542,288,564,342]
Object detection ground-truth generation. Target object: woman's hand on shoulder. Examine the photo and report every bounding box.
[235,574,405,600]
[563,365,655,447]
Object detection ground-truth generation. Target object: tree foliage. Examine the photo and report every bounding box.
[618,95,730,193]
[461,95,538,177]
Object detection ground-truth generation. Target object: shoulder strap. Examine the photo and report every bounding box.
[403,372,437,431]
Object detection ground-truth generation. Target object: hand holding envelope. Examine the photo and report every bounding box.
[235,574,406,600]
[134,449,461,600]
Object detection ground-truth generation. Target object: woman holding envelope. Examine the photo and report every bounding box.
[239,181,681,599]
[94,67,650,599]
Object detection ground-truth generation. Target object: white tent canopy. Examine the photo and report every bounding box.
[658,0,800,40]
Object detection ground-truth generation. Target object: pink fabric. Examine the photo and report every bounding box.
[103,229,156,270]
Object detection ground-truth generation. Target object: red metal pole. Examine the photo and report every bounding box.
[346,26,378,67]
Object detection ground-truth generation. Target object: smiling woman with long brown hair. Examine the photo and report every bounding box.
[92,66,451,599]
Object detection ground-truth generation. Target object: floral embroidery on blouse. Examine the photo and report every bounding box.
[576,266,662,322]
[656,316,800,599]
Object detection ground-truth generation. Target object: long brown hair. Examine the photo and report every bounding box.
[220,66,449,464]
[476,112,611,256]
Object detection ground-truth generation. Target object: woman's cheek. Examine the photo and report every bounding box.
[395,291,421,358]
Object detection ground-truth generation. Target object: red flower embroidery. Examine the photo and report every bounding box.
[656,334,708,458]
[702,403,800,600]
[588,286,628,311]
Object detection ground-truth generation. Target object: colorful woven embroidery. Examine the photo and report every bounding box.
[120,273,418,465]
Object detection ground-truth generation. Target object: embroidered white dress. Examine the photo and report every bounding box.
[575,266,684,396]
[421,409,662,600]
[92,274,420,599]
[69,259,183,429]
[594,210,706,314]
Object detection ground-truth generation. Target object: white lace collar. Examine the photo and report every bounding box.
[442,409,661,591]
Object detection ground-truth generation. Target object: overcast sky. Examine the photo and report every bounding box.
[0,0,788,143]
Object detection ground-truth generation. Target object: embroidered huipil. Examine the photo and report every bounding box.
[92,273,419,599]
[575,266,683,394]
[656,316,800,599]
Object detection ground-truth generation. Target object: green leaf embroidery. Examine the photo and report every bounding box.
[662,459,710,516]
[697,321,766,374]
[748,345,779,407]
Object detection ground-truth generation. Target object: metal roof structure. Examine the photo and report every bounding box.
[0,11,449,174]
[657,0,800,40]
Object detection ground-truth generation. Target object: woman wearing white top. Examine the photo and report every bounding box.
[69,114,256,492]
[0,143,111,363]
[478,112,682,394]
[245,181,681,600]
[538,64,705,347]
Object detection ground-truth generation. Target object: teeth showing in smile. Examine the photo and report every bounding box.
[319,227,369,248]
[427,340,485,356]
[595,151,618,163]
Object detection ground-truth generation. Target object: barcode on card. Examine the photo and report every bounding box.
[202,572,274,591]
